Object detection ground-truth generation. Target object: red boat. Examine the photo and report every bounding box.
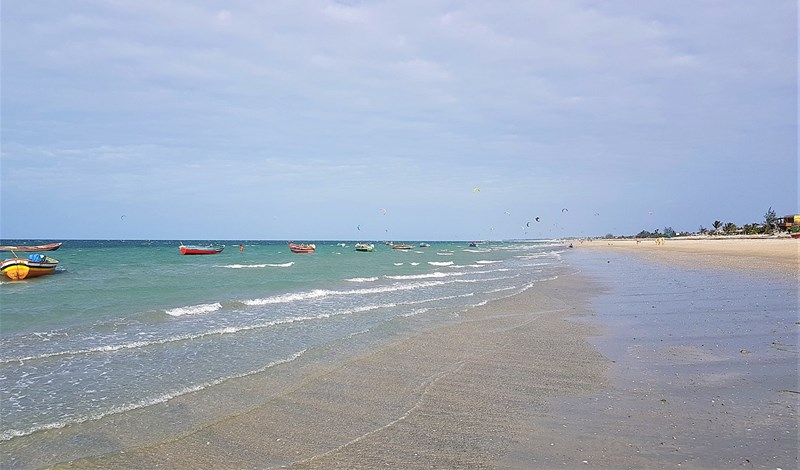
[288,242,316,253]
[179,244,224,255]
[0,242,62,252]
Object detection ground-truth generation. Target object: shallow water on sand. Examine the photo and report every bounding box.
[552,250,798,469]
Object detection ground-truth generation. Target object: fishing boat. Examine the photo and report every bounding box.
[289,242,316,253]
[419,243,430,247]
[392,244,414,250]
[355,243,374,252]
[179,243,224,255]
[0,242,62,252]
[1,253,59,280]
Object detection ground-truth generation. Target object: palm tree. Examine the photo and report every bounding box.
[723,222,738,234]
[712,220,723,233]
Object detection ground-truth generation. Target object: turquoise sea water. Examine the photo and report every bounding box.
[0,239,567,447]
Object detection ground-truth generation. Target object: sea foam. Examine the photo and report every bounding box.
[165,303,222,317]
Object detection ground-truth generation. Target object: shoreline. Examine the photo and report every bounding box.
[9,239,798,468]
[50,269,612,468]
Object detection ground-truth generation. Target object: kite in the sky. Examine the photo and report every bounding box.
[561,208,569,213]
[535,217,540,222]
[472,187,481,194]
[357,225,361,231]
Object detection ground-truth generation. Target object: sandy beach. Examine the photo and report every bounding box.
[574,236,799,277]
[34,239,799,468]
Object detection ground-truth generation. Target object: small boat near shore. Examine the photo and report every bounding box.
[289,242,316,253]
[0,242,62,252]
[1,254,59,280]
[179,243,224,255]
[355,243,374,252]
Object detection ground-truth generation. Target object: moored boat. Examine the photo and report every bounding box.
[289,242,316,253]
[1,254,59,280]
[392,244,414,250]
[0,242,62,252]
[179,243,224,255]
[419,243,430,247]
[355,243,374,252]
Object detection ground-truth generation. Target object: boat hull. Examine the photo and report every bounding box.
[0,242,62,252]
[179,245,224,255]
[355,243,374,252]
[1,257,58,280]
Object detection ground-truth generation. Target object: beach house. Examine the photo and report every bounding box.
[778,214,800,232]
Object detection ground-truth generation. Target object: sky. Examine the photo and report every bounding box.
[1,1,797,241]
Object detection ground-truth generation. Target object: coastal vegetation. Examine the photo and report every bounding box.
[630,207,797,239]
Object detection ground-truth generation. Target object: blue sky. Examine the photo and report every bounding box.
[1,1,796,241]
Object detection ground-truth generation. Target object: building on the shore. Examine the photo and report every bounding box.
[778,214,800,231]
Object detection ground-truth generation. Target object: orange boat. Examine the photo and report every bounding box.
[1,254,59,280]
[289,242,316,253]
[179,244,224,255]
[0,242,62,252]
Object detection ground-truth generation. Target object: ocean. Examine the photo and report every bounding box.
[0,239,567,458]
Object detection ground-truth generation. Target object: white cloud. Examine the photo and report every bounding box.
[1,0,795,238]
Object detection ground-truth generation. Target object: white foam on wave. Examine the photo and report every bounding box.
[401,307,429,317]
[386,271,462,280]
[476,260,502,264]
[219,262,294,268]
[243,289,330,305]
[0,349,307,442]
[428,261,453,266]
[394,262,404,266]
[345,277,379,283]
[436,252,453,256]
[165,303,222,317]
[243,280,448,306]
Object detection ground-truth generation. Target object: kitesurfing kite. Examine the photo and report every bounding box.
[472,187,481,194]
[561,208,569,213]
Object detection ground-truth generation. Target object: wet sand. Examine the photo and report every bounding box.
[42,240,799,468]
[54,272,613,469]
